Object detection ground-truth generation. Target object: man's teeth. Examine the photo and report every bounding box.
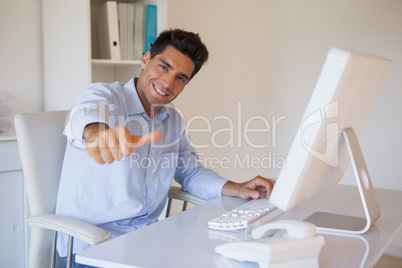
[155,86,167,96]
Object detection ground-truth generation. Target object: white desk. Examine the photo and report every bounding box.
[76,185,402,267]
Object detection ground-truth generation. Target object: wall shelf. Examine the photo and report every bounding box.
[91,59,142,67]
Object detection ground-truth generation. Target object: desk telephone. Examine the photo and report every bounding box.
[215,220,325,267]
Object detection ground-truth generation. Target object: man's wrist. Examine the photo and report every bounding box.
[221,180,240,197]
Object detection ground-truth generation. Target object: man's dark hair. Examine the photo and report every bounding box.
[149,28,209,80]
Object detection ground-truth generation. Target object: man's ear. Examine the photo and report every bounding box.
[141,51,151,69]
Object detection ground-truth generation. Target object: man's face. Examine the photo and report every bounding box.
[136,45,195,117]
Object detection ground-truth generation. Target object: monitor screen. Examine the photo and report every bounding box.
[269,47,391,233]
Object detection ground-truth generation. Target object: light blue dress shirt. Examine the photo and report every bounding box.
[56,78,227,256]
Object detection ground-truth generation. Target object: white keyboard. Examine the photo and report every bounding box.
[208,195,283,231]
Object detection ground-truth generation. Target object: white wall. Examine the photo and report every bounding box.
[0,0,43,122]
[168,0,402,191]
[168,0,273,182]
[264,0,402,190]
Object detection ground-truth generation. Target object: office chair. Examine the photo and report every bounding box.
[15,110,111,268]
[15,110,206,268]
[166,185,206,217]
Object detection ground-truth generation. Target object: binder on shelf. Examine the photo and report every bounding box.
[117,2,128,60]
[116,2,145,60]
[98,1,121,60]
[126,3,135,60]
[145,5,157,53]
[133,4,146,60]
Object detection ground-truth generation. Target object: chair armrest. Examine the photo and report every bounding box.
[168,186,206,205]
[27,214,111,245]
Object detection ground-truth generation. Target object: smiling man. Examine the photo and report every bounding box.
[136,45,193,116]
[56,29,275,268]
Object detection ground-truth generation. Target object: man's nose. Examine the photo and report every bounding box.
[162,73,175,90]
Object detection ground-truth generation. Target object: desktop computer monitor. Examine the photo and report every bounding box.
[269,47,391,234]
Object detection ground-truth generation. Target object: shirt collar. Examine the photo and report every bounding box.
[123,77,170,124]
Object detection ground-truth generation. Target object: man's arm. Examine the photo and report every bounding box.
[221,176,275,199]
[83,123,162,164]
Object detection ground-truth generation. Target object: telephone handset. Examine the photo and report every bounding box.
[252,219,316,239]
[215,220,325,267]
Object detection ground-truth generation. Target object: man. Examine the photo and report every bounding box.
[56,29,275,267]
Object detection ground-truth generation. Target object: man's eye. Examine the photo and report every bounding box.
[160,65,167,70]
[178,77,186,83]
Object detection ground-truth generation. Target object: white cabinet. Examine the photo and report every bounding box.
[42,0,167,111]
[0,135,26,268]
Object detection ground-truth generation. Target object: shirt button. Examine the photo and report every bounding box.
[148,177,151,181]
[149,203,153,207]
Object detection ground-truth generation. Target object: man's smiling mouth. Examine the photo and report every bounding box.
[154,85,168,96]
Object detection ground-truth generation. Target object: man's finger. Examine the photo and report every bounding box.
[126,131,162,149]
[99,147,115,164]
[86,146,105,165]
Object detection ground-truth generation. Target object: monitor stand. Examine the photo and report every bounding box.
[304,128,381,235]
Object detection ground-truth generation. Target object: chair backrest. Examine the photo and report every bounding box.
[15,110,68,268]
[15,110,68,216]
